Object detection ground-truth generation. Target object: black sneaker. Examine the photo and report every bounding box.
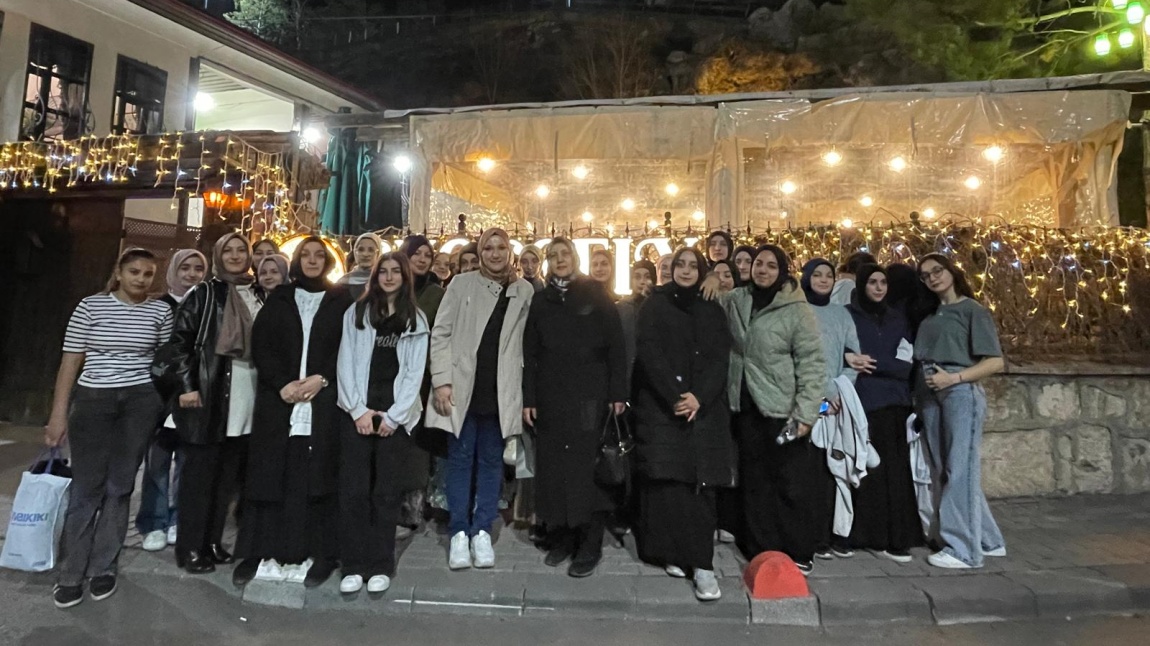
[53,584,84,609]
[831,545,855,559]
[794,560,814,576]
[89,575,117,601]
[813,548,834,560]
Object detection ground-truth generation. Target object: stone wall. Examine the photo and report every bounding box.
[981,364,1150,498]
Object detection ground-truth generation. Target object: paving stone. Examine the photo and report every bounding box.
[808,577,931,625]
[632,575,749,623]
[304,578,416,613]
[910,574,1038,624]
[749,595,820,626]
[1092,563,1150,607]
[409,570,527,616]
[243,579,306,609]
[1003,568,1134,618]
[521,573,637,618]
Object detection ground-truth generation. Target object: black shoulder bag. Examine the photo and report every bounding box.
[594,405,634,488]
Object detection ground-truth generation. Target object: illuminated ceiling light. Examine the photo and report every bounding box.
[923,207,937,219]
[822,150,843,166]
[534,184,551,199]
[840,218,854,229]
[888,156,908,172]
[302,126,323,144]
[1094,34,1112,57]
[581,210,593,223]
[664,182,680,196]
[982,145,1005,163]
[964,175,982,190]
[859,195,874,207]
[691,209,705,222]
[1119,28,1137,49]
[621,198,636,211]
[194,92,215,112]
[392,155,412,173]
[647,219,660,229]
[571,164,589,180]
[476,157,496,172]
[779,179,797,194]
[1128,2,1145,25]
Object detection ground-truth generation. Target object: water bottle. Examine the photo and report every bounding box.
[776,419,800,445]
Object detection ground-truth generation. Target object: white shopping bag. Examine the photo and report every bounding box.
[1,451,72,572]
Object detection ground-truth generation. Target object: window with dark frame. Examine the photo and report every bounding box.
[21,24,94,141]
[112,56,167,135]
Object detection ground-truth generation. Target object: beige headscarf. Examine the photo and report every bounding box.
[477,228,515,285]
[213,232,255,360]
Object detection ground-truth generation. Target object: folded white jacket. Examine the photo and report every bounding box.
[907,412,937,540]
[336,304,429,433]
[811,375,879,537]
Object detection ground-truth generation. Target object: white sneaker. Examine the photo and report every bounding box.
[694,569,722,601]
[664,565,686,578]
[142,530,167,552]
[166,525,178,546]
[471,530,495,569]
[339,575,363,593]
[927,551,977,569]
[448,531,471,570]
[716,530,735,544]
[984,546,1007,557]
[367,575,391,593]
[878,550,913,564]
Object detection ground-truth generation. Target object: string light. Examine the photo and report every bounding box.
[664,182,680,196]
[571,164,589,180]
[780,179,797,194]
[889,156,908,172]
[476,157,496,172]
[621,198,636,211]
[822,150,843,166]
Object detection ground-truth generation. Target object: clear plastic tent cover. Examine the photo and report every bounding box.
[408,90,1130,234]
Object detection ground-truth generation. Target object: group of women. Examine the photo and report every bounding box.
[45,226,1006,609]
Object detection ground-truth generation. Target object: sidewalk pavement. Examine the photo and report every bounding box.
[2,425,1150,627]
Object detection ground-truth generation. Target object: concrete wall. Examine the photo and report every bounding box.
[981,366,1150,498]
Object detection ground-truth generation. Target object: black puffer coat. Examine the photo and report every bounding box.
[632,285,735,487]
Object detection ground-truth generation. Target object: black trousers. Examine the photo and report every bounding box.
[339,427,404,578]
[734,410,817,563]
[849,406,923,552]
[638,479,716,572]
[177,437,248,553]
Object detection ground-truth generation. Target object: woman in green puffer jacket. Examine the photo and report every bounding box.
[706,244,826,576]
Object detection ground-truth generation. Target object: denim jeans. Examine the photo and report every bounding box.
[446,413,504,537]
[135,426,183,534]
[58,384,163,586]
[918,382,1005,567]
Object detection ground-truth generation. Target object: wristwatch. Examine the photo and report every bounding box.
[320,376,330,388]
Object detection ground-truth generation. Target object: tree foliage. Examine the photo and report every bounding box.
[227,0,310,49]
[845,0,1134,81]
[695,39,821,95]
[561,19,663,100]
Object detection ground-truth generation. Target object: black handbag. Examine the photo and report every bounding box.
[594,406,633,488]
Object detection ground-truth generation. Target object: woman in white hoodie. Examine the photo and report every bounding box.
[336,252,429,594]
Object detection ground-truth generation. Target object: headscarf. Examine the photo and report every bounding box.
[666,248,706,312]
[750,244,791,313]
[590,248,615,286]
[165,248,207,298]
[477,228,515,284]
[212,232,256,360]
[705,230,734,264]
[545,237,579,294]
[715,258,741,289]
[290,235,335,293]
[853,263,888,318]
[341,232,383,287]
[520,244,544,280]
[254,254,290,303]
[401,234,440,291]
[631,259,657,290]
[733,245,756,279]
[800,258,835,307]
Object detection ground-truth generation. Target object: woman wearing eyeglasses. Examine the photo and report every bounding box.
[913,253,1006,570]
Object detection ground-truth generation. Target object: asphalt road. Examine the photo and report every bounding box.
[0,567,1147,646]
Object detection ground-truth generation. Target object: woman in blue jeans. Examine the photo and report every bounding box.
[45,248,173,608]
[425,228,534,571]
[913,253,1006,569]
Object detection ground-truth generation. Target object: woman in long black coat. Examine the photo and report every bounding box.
[633,247,734,602]
[522,237,627,578]
[232,236,354,588]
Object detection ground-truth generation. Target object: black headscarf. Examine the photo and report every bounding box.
[733,245,756,278]
[716,258,741,289]
[800,258,835,307]
[750,244,792,313]
[706,230,735,264]
[289,235,335,293]
[631,259,657,300]
[401,234,441,292]
[853,263,888,318]
[666,248,705,312]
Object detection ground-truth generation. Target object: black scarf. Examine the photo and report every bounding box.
[750,244,792,313]
[669,281,699,312]
[853,264,889,319]
[800,258,835,307]
[414,271,433,295]
[295,276,329,293]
